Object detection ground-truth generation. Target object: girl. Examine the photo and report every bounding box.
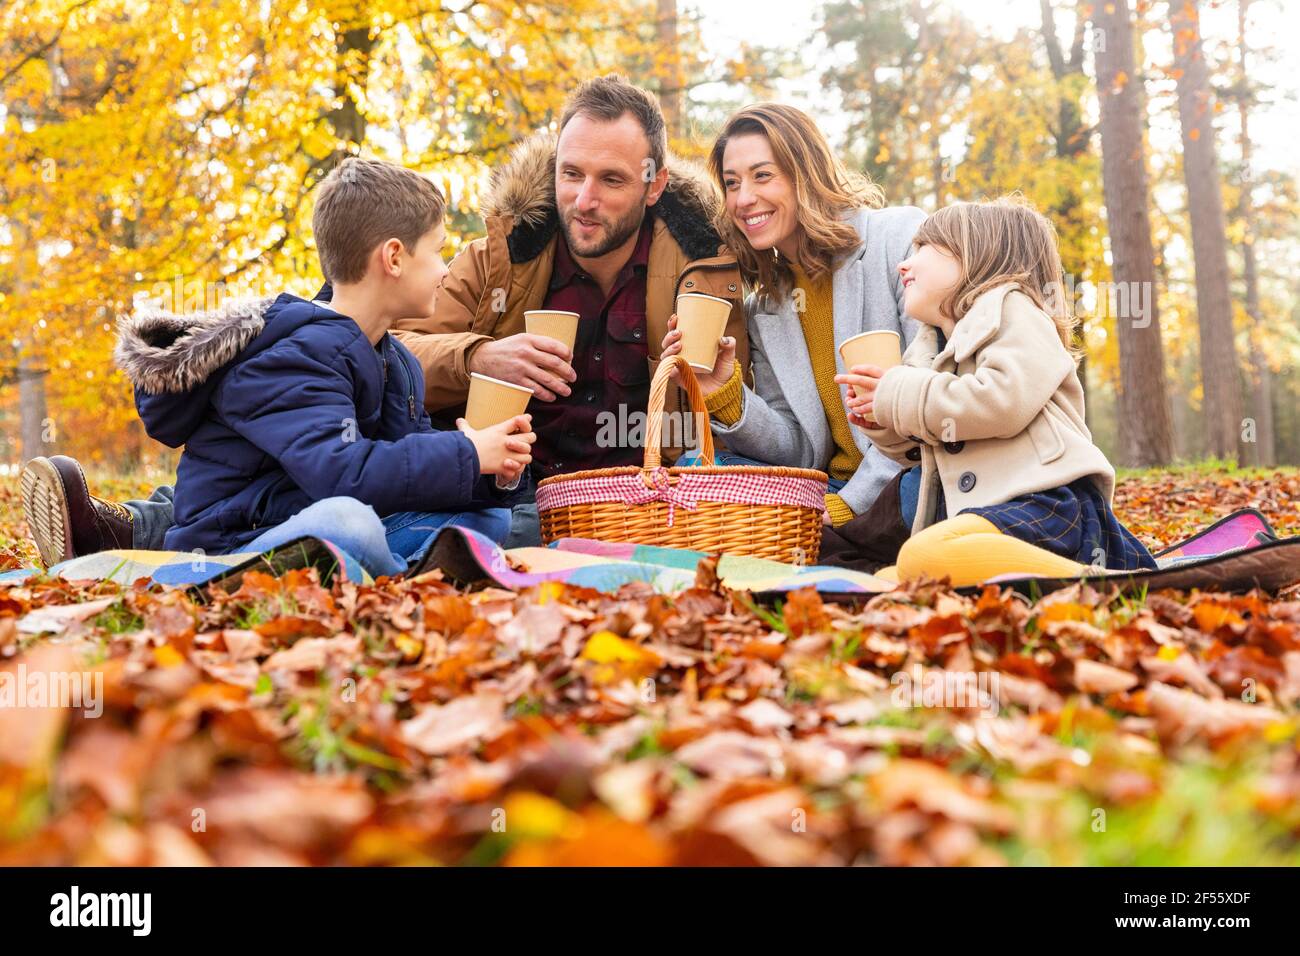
[837,196,1157,586]
[660,103,924,529]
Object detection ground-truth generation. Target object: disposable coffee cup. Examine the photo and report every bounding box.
[524,309,580,354]
[465,373,533,429]
[675,293,732,371]
[839,330,902,374]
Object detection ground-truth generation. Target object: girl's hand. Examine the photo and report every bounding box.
[847,410,875,431]
[835,364,885,427]
[662,314,736,395]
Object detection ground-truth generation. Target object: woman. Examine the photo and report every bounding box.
[662,103,924,531]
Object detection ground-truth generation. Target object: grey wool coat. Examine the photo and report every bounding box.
[710,205,927,516]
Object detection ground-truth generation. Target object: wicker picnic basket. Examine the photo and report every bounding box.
[536,354,828,561]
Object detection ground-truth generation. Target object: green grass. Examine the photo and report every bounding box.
[736,594,789,635]
[1001,756,1300,866]
[280,676,404,778]
[91,600,145,634]
[1116,457,1300,481]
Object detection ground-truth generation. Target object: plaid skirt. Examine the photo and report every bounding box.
[961,476,1157,571]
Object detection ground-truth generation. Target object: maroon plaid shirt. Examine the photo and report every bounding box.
[530,220,653,479]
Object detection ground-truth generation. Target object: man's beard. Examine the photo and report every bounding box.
[561,194,649,259]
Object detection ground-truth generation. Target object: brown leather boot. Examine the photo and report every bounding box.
[20,456,134,566]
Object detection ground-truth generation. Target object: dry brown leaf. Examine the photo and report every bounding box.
[1145,681,1284,742]
[673,731,785,780]
[1073,658,1140,695]
[400,691,507,756]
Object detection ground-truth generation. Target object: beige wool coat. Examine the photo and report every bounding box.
[864,283,1115,534]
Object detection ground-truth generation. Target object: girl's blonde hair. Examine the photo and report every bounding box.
[709,103,885,303]
[913,195,1079,355]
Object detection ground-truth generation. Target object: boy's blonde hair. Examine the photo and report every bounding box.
[913,195,1078,354]
[709,103,885,303]
[312,157,445,284]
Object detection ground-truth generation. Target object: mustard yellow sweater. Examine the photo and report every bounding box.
[706,267,862,526]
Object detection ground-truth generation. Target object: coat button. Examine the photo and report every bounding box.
[944,440,965,454]
[906,447,921,462]
[958,471,976,493]
[633,329,642,339]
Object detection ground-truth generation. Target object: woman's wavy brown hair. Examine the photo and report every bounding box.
[913,194,1080,356]
[708,103,884,304]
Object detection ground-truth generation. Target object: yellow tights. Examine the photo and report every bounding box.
[875,513,1087,587]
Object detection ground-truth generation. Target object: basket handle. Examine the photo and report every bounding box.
[643,354,717,469]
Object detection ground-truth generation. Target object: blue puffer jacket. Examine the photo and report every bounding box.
[116,292,508,553]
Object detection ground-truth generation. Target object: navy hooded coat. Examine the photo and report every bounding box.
[115,292,509,553]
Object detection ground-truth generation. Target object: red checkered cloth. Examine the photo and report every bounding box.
[536,467,828,527]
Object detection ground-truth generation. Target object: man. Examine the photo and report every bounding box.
[22,75,749,564]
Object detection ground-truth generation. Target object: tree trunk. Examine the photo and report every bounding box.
[657,0,681,140]
[1090,0,1174,466]
[9,213,49,463]
[1169,0,1246,462]
[1039,0,1093,411]
[327,9,375,169]
[1234,0,1274,466]
[18,356,50,463]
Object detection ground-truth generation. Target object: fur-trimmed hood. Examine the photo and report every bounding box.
[116,295,275,396]
[480,131,724,264]
[114,290,491,554]
[115,292,315,447]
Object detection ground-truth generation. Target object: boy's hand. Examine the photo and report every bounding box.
[457,413,536,479]
[834,364,885,428]
[469,334,576,402]
[661,314,737,395]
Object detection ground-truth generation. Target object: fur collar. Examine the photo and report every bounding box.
[481,131,724,263]
[115,295,275,394]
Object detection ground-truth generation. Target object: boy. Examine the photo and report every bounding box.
[106,157,535,576]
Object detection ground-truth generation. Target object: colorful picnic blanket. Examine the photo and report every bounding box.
[417,530,894,596]
[420,509,1299,597]
[2,508,1296,597]
[0,537,372,589]
[983,509,1299,595]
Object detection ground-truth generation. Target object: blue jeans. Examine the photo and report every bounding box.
[125,485,176,549]
[674,451,847,494]
[505,500,541,549]
[238,496,511,577]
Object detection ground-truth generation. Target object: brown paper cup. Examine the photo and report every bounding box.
[676,293,732,371]
[465,373,534,430]
[524,309,580,353]
[839,330,902,374]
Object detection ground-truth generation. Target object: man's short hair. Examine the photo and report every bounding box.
[559,74,667,175]
[312,157,445,284]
